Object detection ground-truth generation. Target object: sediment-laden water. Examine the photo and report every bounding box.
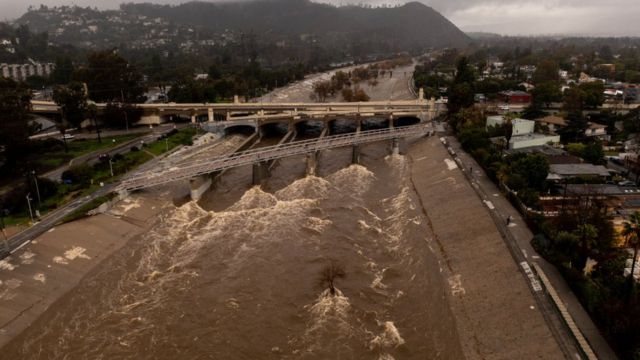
[2,137,464,359]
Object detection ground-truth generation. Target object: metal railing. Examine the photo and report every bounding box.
[119,124,431,191]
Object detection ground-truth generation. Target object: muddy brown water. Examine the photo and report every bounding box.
[2,132,464,359]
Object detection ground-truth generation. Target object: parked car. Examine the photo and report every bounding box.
[61,134,75,140]
[619,180,636,186]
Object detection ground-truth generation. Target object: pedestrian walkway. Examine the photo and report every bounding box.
[445,135,618,360]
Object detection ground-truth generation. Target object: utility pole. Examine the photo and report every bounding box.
[109,158,114,177]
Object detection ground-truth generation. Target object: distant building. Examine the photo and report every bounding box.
[535,115,608,139]
[0,61,55,82]
[547,164,612,181]
[498,90,532,104]
[486,116,535,135]
[509,133,561,150]
[487,116,560,149]
[624,84,639,104]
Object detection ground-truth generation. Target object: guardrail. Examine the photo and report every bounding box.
[119,124,431,191]
[532,263,599,360]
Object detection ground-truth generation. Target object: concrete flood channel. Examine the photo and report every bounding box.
[0,119,568,359]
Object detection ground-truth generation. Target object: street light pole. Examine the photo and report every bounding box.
[31,170,41,206]
[26,193,34,223]
[109,159,114,177]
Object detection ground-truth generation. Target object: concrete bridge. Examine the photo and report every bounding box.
[117,123,433,199]
[31,96,439,127]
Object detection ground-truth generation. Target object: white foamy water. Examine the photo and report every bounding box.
[3,143,464,360]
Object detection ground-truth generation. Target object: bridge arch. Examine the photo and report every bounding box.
[394,116,421,127]
[224,125,257,136]
[328,117,358,134]
[361,117,391,131]
[295,120,325,137]
[258,122,289,138]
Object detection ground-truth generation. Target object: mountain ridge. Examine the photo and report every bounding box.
[15,0,470,51]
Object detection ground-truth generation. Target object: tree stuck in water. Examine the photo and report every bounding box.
[319,261,346,296]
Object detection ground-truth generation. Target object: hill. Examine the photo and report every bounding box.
[15,0,470,52]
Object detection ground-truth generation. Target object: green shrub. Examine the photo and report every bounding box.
[61,164,92,185]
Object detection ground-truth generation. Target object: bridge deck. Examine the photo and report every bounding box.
[118,123,431,191]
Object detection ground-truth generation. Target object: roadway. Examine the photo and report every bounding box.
[42,124,187,181]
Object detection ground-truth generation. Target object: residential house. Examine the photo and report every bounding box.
[535,115,608,139]
[499,90,532,104]
[487,116,560,149]
[547,164,612,182]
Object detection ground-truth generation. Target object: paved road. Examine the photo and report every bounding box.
[43,124,186,181]
[1,125,189,259]
[444,133,619,360]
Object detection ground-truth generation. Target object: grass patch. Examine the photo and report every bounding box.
[3,128,198,228]
[30,134,141,173]
[59,194,116,224]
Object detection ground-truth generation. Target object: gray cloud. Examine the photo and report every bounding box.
[1,0,639,36]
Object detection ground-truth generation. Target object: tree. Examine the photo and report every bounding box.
[311,80,332,102]
[533,60,560,85]
[510,153,549,191]
[580,82,605,109]
[53,82,88,152]
[318,261,346,296]
[560,111,589,142]
[352,88,370,102]
[582,142,606,165]
[50,56,75,85]
[532,82,562,107]
[82,49,146,103]
[623,212,640,291]
[447,57,476,115]
[53,82,88,129]
[341,87,353,102]
[0,78,32,167]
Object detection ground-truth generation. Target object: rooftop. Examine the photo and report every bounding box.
[549,164,612,178]
[564,184,640,196]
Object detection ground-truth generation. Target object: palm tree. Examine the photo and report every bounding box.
[623,211,640,285]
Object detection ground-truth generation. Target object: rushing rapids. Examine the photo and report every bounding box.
[2,140,464,359]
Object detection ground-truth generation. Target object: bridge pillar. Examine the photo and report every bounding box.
[392,138,400,156]
[190,174,212,201]
[306,152,318,176]
[252,162,269,186]
[389,114,395,129]
[352,145,361,165]
[191,114,197,124]
[208,108,214,122]
[355,116,362,134]
[226,111,231,121]
[419,87,425,100]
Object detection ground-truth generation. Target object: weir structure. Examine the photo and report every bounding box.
[118,124,433,199]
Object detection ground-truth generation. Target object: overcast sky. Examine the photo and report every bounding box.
[1,0,639,36]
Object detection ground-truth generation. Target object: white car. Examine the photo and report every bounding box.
[61,134,75,140]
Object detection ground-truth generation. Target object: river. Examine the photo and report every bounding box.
[2,130,464,359]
